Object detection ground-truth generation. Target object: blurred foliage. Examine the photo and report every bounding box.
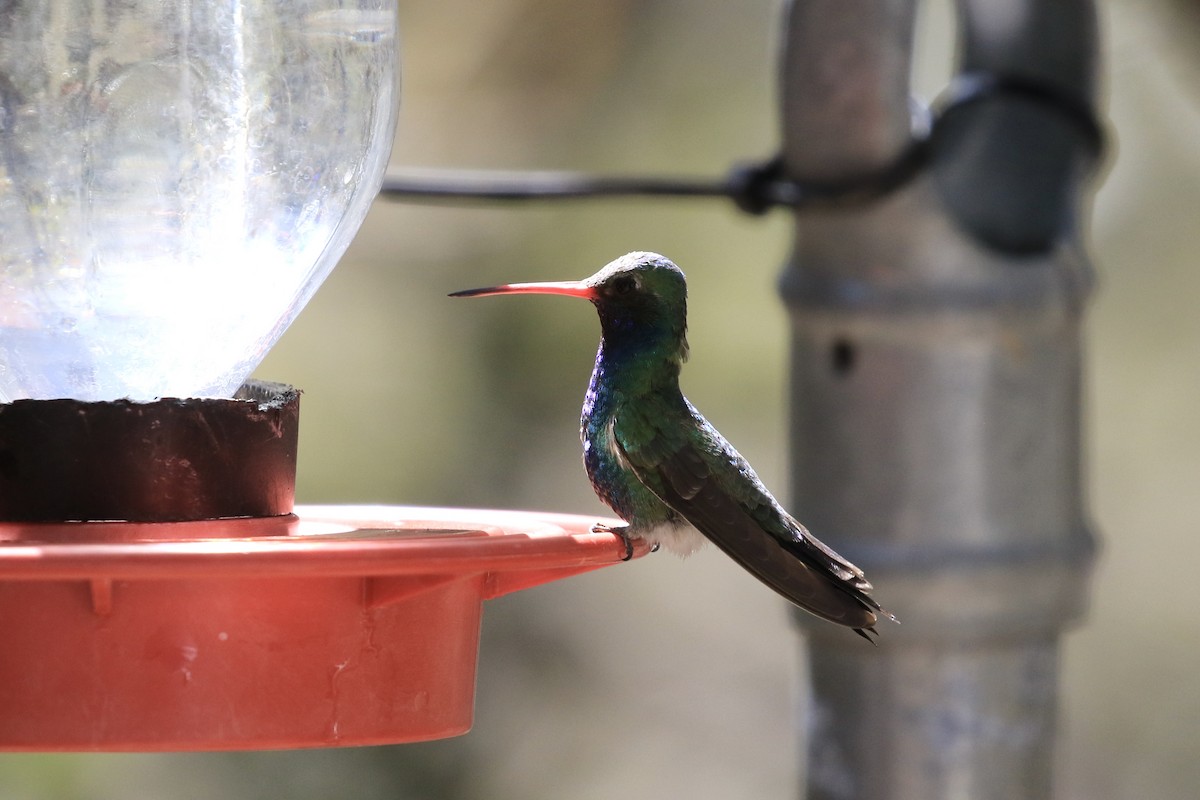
[4,0,1200,798]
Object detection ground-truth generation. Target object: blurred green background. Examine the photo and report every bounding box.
[3,0,1199,798]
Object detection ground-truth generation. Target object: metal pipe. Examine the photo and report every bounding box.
[777,1,1100,798]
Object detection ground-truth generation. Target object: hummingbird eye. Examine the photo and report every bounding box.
[611,275,637,296]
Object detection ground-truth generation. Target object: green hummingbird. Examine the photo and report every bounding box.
[451,251,891,640]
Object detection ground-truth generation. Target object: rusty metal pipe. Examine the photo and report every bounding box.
[777,1,1100,798]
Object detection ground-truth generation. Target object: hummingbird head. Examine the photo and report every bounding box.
[451,251,690,363]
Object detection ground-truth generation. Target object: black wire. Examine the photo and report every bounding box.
[378,161,807,216]
[378,170,732,203]
[377,152,928,217]
[377,72,1102,215]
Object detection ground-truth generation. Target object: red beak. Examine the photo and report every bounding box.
[449,280,597,300]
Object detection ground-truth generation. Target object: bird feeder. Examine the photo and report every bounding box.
[0,0,640,751]
[0,382,642,750]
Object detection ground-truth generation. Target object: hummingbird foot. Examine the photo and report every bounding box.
[591,522,642,561]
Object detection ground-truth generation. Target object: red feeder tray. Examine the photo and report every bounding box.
[0,383,645,751]
[0,505,645,751]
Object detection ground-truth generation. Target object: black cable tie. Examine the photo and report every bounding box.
[723,157,787,216]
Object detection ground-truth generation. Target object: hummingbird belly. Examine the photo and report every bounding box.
[639,518,707,556]
[582,411,705,556]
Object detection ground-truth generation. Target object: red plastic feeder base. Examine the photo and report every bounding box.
[0,505,646,752]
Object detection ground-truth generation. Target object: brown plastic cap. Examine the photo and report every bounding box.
[0,380,298,522]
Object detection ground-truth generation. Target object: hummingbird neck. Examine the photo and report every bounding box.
[594,303,688,372]
[586,289,689,404]
[589,333,685,402]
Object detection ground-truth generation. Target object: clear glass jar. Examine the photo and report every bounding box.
[0,1,399,400]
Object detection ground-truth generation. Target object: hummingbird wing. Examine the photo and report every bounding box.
[613,397,884,633]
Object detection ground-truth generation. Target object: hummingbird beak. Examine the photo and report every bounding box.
[449,280,597,300]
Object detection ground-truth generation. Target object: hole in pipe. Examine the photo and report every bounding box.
[830,338,856,376]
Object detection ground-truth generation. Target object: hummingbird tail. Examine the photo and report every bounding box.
[612,429,889,635]
[854,626,880,645]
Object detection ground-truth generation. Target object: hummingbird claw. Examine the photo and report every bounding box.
[592,522,636,561]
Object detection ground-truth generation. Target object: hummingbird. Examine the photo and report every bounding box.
[451,252,891,640]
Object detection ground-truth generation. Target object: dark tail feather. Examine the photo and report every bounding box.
[854,626,879,645]
[660,484,885,630]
